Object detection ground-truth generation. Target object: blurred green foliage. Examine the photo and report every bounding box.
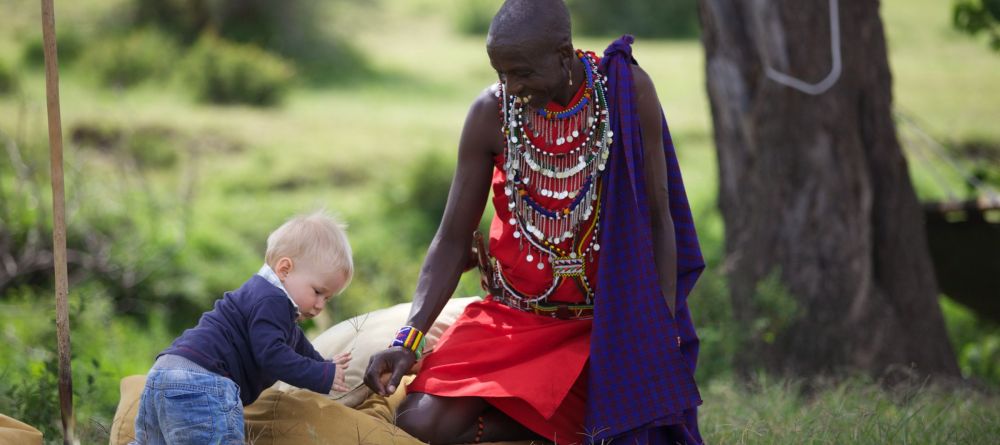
[0,285,175,442]
[80,29,180,88]
[750,269,801,346]
[451,0,701,39]
[180,33,296,106]
[20,29,84,69]
[941,297,1000,384]
[381,150,457,250]
[128,0,368,82]
[686,211,738,382]
[953,0,1000,50]
[0,59,17,95]
[0,128,202,329]
[453,0,501,35]
[568,0,700,39]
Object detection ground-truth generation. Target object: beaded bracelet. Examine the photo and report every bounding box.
[390,326,426,360]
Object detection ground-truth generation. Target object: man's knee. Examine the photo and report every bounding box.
[395,394,474,444]
[395,412,440,443]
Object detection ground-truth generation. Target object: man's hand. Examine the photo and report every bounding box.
[363,347,417,396]
[331,351,352,392]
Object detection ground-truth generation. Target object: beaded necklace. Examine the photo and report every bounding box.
[495,50,613,304]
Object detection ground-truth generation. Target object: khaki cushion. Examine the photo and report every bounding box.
[0,414,43,445]
[111,374,540,445]
[108,375,146,445]
[275,296,480,407]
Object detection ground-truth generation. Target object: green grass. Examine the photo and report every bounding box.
[700,376,1000,444]
[1,0,999,442]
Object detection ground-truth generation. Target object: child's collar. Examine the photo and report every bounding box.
[256,264,301,317]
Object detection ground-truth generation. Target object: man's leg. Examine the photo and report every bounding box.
[396,392,547,444]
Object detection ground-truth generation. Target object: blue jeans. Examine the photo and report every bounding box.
[131,357,244,445]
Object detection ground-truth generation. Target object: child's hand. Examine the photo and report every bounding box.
[331,351,352,392]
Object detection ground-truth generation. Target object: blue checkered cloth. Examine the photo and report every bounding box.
[586,35,706,445]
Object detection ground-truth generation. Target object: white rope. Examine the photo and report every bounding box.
[765,0,842,96]
[895,111,1000,204]
[897,123,961,202]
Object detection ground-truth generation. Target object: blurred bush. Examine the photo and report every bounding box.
[953,0,1000,51]
[20,29,85,69]
[179,34,296,106]
[688,266,737,382]
[568,0,700,39]
[0,60,17,95]
[453,0,502,35]
[381,150,456,250]
[79,29,180,88]
[452,0,700,39]
[941,297,1000,385]
[128,0,368,82]
[128,126,182,169]
[686,210,738,382]
[0,127,202,330]
[335,150,487,321]
[0,284,175,441]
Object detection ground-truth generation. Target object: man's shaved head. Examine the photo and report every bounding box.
[487,0,572,50]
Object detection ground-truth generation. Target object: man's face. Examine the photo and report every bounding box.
[488,41,565,109]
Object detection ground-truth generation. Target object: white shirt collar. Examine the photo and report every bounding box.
[257,264,301,317]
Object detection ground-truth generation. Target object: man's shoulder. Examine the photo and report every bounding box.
[629,64,655,92]
[469,84,501,116]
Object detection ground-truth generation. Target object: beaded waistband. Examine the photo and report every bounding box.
[488,293,594,320]
[474,231,593,320]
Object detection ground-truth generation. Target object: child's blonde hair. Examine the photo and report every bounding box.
[265,210,353,293]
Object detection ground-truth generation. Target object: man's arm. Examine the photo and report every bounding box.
[405,90,498,333]
[364,88,499,395]
[633,64,678,317]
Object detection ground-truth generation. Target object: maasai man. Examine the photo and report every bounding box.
[364,0,705,443]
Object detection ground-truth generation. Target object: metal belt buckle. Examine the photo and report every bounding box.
[555,305,573,319]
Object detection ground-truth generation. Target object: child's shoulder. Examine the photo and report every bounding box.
[237,277,296,317]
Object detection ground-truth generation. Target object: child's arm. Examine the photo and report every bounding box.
[291,328,353,392]
[248,296,342,393]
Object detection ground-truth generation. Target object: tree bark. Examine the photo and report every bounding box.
[698,0,960,379]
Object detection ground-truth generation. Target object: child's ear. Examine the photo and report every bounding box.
[275,257,294,279]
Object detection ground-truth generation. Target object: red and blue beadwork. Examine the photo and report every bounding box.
[390,326,426,359]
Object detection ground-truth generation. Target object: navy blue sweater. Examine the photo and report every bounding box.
[162,275,335,406]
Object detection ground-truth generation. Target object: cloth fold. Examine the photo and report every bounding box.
[587,34,706,444]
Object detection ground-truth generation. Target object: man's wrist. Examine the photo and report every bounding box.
[389,326,426,360]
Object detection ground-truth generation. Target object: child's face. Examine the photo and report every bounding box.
[277,259,345,321]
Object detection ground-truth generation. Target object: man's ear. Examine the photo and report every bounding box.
[557,38,575,59]
[274,257,294,279]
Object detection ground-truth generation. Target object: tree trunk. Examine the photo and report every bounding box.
[698,0,959,379]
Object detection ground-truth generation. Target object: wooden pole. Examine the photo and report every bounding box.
[40,0,76,443]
